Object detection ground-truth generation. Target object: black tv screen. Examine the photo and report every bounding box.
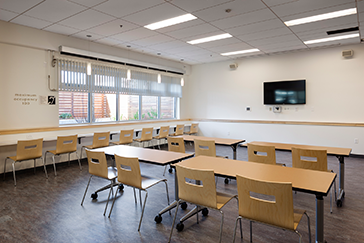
[263,80,306,105]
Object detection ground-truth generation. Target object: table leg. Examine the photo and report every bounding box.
[316,195,324,243]
[336,156,345,207]
[231,144,238,160]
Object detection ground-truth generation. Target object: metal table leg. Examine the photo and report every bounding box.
[316,195,324,243]
[336,155,345,207]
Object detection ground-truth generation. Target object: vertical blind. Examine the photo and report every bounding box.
[57,58,182,97]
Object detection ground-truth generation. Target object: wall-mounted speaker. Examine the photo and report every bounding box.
[342,50,353,58]
[229,63,238,69]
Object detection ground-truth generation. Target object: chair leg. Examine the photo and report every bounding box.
[163,165,167,176]
[133,188,137,203]
[163,180,171,215]
[139,189,142,206]
[305,212,312,243]
[34,159,36,174]
[138,190,148,231]
[295,230,302,243]
[168,200,180,243]
[51,155,57,176]
[103,181,114,216]
[12,161,17,186]
[4,158,8,180]
[42,158,48,179]
[218,210,224,243]
[233,216,243,243]
[108,184,121,218]
[81,175,93,206]
[75,151,82,171]
[250,221,253,243]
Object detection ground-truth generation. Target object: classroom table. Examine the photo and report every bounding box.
[178,135,245,160]
[92,145,194,221]
[246,141,351,207]
[177,155,336,243]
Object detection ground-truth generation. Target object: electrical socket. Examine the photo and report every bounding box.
[354,138,359,144]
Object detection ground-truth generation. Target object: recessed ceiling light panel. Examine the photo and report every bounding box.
[221,49,260,56]
[187,33,232,45]
[144,14,197,30]
[285,8,357,26]
[304,33,359,45]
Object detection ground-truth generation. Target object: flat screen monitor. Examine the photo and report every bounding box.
[263,80,306,105]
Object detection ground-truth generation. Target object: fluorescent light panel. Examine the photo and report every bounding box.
[221,48,260,56]
[187,33,232,45]
[304,33,359,45]
[285,8,357,26]
[144,14,197,30]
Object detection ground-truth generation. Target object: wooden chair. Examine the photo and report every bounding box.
[108,155,169,231]
[153,126,170,149]
[81,131,110,158]
[292,147,336,213]
[233,175,311,243]
[171,124,184,136]
[45,135,81,176]
[4,138,48,186]
[134,127,153,148]
[163,136,187,175]
[247,143,285,166]
[169,164,237,243]
[185,123,199,135]
[81,150,117,216]
[194,139,216,157]
[111,129,134,146]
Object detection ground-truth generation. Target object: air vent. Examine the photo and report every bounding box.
[327,27,359,35]
[342,50,354,58]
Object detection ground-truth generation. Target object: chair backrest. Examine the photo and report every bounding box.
[91,131,110,148]
[140,127,153,141]
[16,138,43,161]
[56,135,78,154]
[247,143,276,165]
[176,164,217,208]
[174,124,184,135]
[194,139,216,157]
[189,123,199,134]
[158,126,170,138]
[114,155,142,189]
[86,150,108,179]
[236,174,294,230]
[118,130,134,144]
[167,137,185,153]
[292,147,327,172]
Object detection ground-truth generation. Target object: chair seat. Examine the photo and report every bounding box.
[134,138,152,142]
[111,141,132,145]
[107,167,118,180]
[8,155,41,162]
[276,162,286,166]
[153,136,166,139]
[47,149,77,155]
[140,174,165,189]
[216,191,237,210]
[293,208,306,230]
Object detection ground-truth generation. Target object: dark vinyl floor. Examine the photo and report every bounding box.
[1,144,364,243]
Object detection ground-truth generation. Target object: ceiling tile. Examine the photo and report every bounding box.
[88,19,139,37]
[94,0,165,18]
[24,0,86,22]
[58,9,115,30]
[132,34,175,47]
[43,23,80,35]
[148,40,190,51]
[238,27,293,42]
[0,9,18,21]
[67,0,108,8]
[261,0,299,7]
[169,0,233,13]
[262,44,307,53]
[226,18,286,36]
[0,0,44,14]
[305,36,360,48]
[165,23,220,40]
[208,42,255,53]
[11,15,52,29]
[94,37,122,46]
[71,31,104,41]
[193,0,266,23]
[154,19,205,33]
[211,8,277,30]
[272,0,354,18]
[112,27,157,42]
[295,22,358,41]
[196,36,242,49]
[246,34,303,47]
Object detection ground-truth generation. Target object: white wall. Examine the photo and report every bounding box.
[181,44,364,154]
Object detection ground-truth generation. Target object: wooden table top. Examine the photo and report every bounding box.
[177,156,336,196]
[179,135,245,146]
[93,145,194,166]
[247,141,352,156]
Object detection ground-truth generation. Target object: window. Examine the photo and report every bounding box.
[57,57,182,125]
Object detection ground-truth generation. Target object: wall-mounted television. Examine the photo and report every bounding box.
[263,80,306,105]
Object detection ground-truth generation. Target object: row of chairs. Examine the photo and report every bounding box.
[3,124,199,186]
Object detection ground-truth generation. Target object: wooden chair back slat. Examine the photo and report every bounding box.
[194,139,216,157]
[118,130,134,144]
[115,155,141,189]
[247,143,276,165]
[140,128,153,141]
[92,131,110,148]
[56,135,77,154]
[174,124,184,135]
[292,147,327,171]
[16,138,43,161]
[86,150,108,178]
[167,137,185,153]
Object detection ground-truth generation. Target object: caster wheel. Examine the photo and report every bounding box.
[154,215,162,223]
[168,168,173,173]
[91,193,98,199]
[202,208,209,216]
[224,178,229,184]
[181,202,188,210]
[176,222,184,232]
[118,184,124,190]
[337,199,343,207]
